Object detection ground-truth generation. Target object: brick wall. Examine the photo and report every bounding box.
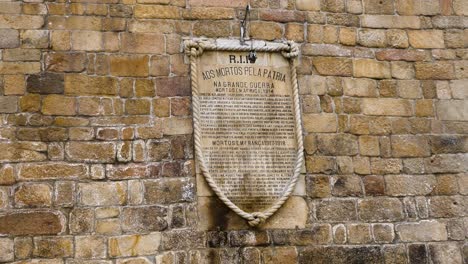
[0,0,467,263]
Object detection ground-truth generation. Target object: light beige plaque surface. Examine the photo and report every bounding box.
[196,50,298,213]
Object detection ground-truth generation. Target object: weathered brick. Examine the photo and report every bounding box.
[78,182,126,206]
[0,211,63,235]
[396,220,447,242]
[110,55,149,77]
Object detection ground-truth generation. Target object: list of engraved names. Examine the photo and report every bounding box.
[197,51,297,212]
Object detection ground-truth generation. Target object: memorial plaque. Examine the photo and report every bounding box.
[193,48,302,214]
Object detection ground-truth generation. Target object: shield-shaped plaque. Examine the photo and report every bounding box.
[186,40,304,227]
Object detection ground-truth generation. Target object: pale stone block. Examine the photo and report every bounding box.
[396,220,447,242]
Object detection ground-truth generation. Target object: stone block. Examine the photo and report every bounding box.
[162,117,193,135]
[110,55,149,77]
[33,237,73,258]
[316,199,357,221]
[0,96,18,113]
[361,15,421,29]
[14,183,52,208]
[372,224,394,243]
[317,134,358,155]
[358,198,404,221]
[0,211,63,235]
[362,98,412,116]
[347,224,372,244]
[0,29,19,48]
[303,114,337,132]
[342,78,377,97]
[121,33,165,54]
[415,62,455,80]
[26,73,64,94]
[18,163,87,180]
[299,246,383,263]
[296,0,320,11]
[425,154,468,173]
[312,57,352,76]
[430,135,468,154]
[371,158,402,174]
[143,178,194,204]
[78,182,126,206]
[436,100,468,121]
[429,243,464,264]
[65,74,118,95]
[363,0,394,14]
[429,196,467,217]
[385,174,436,196]
[358,29,387,47]
[331,175,362,197]
[396,0,440,15]
[391,135,430,157]
[45,52,87,72]
[262,247,298,264]
[353,59,391,79]
[408,30,445,48]
[0,238,13,262]
[75,236,107,259]
[249,21,282,41]
[66,142,115,162]
[70,208,94,234]
[134,5,180,19]
[396,220,447,242]
[121,206,168,232]
[376,49,427,61]
[0,142,47,162]
[109,233,161,257]
[41,95,76,116]
[3,75,25,96]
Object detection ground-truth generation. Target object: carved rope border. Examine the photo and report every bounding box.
[184,39,304,227]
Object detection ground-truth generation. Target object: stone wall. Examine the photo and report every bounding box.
[0,0,467,263]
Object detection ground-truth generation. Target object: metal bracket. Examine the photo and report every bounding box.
[240,4,250,46]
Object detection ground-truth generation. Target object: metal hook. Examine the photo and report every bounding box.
[240,4,250,46]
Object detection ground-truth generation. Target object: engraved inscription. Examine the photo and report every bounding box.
[197,51,297,212]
